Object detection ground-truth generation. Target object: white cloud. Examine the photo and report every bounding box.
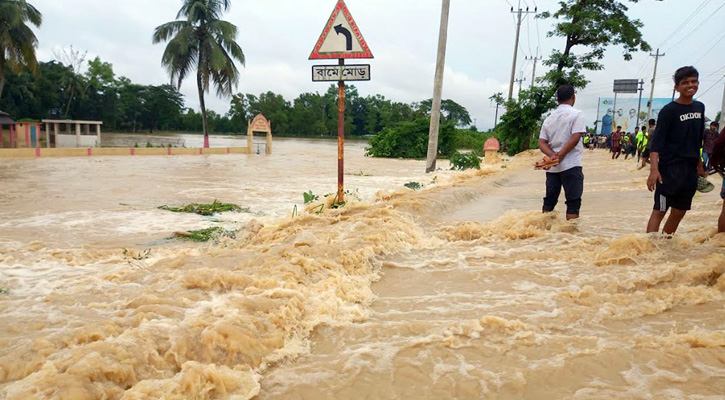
[28,0,725,130]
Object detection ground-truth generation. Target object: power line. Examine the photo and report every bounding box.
[698,75,724,97]
[692,26,725,65]
[656,0,711,49]
[525,12,533,57]
[664,1,725,54]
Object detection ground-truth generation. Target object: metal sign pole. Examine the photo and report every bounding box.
[337,58,345,203]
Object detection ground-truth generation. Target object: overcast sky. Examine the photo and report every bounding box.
[31,0,725,131]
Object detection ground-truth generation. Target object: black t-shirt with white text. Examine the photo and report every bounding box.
[650,101,705,163]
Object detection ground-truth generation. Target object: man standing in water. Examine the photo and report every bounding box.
[611,126,623,159]
[538,84,586,220]
[703,121,720,171]
[646,66,707,234]
[709,131,725,233]
[639,119,658,169]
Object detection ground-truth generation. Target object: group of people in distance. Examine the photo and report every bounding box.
[608,123,652,165]
[537,66,725,235]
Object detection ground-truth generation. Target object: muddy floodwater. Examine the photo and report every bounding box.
[1,134,724,399]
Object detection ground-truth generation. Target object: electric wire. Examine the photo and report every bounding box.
[664,1,725,54]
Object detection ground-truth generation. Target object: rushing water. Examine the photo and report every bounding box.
[1,134,724,399]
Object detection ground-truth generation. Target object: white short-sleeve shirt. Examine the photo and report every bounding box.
[538,104,586,173]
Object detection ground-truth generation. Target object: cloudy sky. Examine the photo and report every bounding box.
[31,0,725,131]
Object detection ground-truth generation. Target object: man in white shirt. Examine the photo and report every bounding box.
[538,84,586,220]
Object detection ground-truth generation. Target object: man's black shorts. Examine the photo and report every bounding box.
[653,159,698,211]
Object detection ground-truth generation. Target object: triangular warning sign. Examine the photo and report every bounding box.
[309,0,373,60]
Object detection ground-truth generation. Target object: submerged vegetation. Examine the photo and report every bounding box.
[449,150,481,170]
[158,200,248,216]
[173,227,236,242]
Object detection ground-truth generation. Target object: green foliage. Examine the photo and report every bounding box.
[418,98,472,127]
[146,141,153,148]
[152,0,245,137]
[498,87,557,155]
[0,287,8,295]
[174,227,236,242]
[539,0,650,88]
[449,151,481,170]
[365,117,455,159]
[0,0,42,100]
[303,190,318,204]
[453,129,493,150]
[404,176,437,190]
[494,0,652,156]
[404,181,422,190]
[158,199,247,216]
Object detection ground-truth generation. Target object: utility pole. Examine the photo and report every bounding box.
[636,79,644,129]
[525,54,541,89]
[425,0,450,173]
[515,72,527,97]
[508,3,536,100]
[646,48,665,123]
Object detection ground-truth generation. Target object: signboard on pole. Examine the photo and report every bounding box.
[312,64,370,82]
[309,0,373,60]
[309,0,373,204]
[613,79,639,94]
[597,97,670,135]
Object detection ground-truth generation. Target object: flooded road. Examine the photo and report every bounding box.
[1,135,724,399]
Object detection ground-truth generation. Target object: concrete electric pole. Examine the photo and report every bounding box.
[646,48,665,123]
[515,72,527,97]
[425,0,450,173]
[507,3,536,101]
[525,54,541,89]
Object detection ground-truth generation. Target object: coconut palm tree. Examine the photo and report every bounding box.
[0,0,42,103]
[153,0,245,148]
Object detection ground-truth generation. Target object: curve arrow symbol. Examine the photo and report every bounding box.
[334,24,353,51]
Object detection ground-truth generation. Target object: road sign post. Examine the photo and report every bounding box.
[337,59,346,203]
[309,0,373,204]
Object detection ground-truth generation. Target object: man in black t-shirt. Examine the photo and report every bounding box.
[646,66,707,234]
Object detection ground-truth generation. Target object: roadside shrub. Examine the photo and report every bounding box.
[365,117,455,158]
[449,150,481,170]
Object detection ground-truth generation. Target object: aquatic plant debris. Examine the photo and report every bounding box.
[172,227,236,242]
[158,199,248,216]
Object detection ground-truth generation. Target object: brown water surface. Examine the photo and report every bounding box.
[1,136,724,399]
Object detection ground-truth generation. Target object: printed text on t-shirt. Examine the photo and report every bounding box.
[679,112,702,122]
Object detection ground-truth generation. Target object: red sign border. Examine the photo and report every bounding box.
[309,0,374,60]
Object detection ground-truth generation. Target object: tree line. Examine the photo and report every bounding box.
[0,54,477,138]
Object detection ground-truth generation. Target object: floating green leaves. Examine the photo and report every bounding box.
[159,199,248,216]
[404,181,422,190]
[303,190,319,204]
[173,227,236,242]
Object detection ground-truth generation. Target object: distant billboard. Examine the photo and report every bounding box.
[597,97,671,135]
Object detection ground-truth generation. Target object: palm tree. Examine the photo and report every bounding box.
[0,0,42,103]
[153,0,245,148]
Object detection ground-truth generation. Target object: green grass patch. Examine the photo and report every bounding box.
[173,227,236,242]
[159,199,248,216]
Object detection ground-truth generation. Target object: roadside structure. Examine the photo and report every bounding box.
[0,110,17,148]
[41,120,103,148]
